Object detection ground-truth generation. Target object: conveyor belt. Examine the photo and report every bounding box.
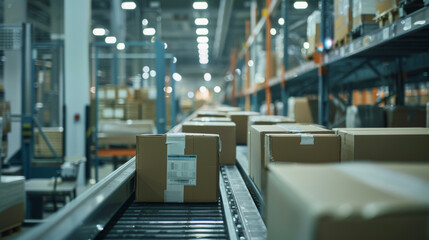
[102,201,228,239]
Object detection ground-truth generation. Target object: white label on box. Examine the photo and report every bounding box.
[382,28,389,40]
[99,90,105,99]
[115,108,124,118]
[118,89,127,99]
[167,155,197,186]
[107,89,115,99]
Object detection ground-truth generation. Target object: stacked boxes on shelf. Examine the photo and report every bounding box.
[352,0,378,36]
[306,10,321,58]
[34,127,64,158]
[334,0,352,46]
[0,176,25,232]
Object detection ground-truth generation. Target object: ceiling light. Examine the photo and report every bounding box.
[199,86,208,92]
[204,73,211,81]
[197,43,209,50]
[214,86,221,93]
[143,66,150,72]
[172,73,182,81]
[143,28,156,36]
[116,42,125,50]
[303,42,310,49]
[199,49,209,54]
[92,28,106,36]
[121,1,136,10]
[193,2,208,9]
[197,36,209,43]
[164,43,168,49]
[164,86,172,93]
[196,28,209,35]
[248,60,254,67]
[187,91,194,98]
[150,70,156,77]
[173,57,177,63]
[105,36,117,44]
[278,18,285,26]
[270,28,277,35]
[293,1,308,9]
[199,58,209,64]
[195,18,209,25]
[142,19,148,26]
[142,72,149,79]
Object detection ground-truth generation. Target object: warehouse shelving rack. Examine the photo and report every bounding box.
[226,0,429,128]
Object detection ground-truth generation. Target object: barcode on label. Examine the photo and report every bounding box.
[167,155,197,186]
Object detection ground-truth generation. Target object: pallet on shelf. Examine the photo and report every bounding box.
[375,7,400,27]
[0,223,21,239]
[334,34,351,49]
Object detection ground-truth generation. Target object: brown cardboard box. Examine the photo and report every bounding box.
[116,87,131,100]
[376,0,399,15]
[249,124,334,191]
[0,203,24,231]
[385,106,426,127]
[228,111,260,144]
[215,106,242,113]
[125,101,141,120]
[306,10,321,57]
[266,162,429,240]
[337,128,429,162]
[352,0,377,29]
[294,97,318,123]
[0,176,25,231]
[334,0,352,44]
[192,117,232,122]
[34,127,64,158]
[182,122,236,165]
[196,111,227,118]
[136,133,220,202]
[0,101,11,133]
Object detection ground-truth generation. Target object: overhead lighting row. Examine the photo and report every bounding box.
[193,2,209,65]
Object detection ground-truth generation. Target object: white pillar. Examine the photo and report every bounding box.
[4,0,27,161]
[64,0,91,157]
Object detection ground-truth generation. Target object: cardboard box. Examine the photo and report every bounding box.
[334,0,352,43]
[136,133,220,202]
[34,127,64,158]
[352,0,377,30]
[337,128,429,162]
[228,111,260,145]
[125,101,141,120]
[266,162,429,240]
[306,10,321,57]
[0,101,11,133]
[292,97,319,124]
[248,115,296,126]
[346,105,385,127]
[182,122,236,165]
[376,0,399,16]
[385,106,426,127]
[192,117,232,122]
[196,111,227,118]
[215,106,242,113]
[98,120,155,146]
[0,176,25,231]
[249,124,334,191]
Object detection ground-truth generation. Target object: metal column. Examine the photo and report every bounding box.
[281,0,289,116]
[318,0,330,127]
[396,57,406,106]
[155,39,166,134]
[170,58,177,127]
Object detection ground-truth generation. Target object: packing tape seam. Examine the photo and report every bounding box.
[300,134,314,145]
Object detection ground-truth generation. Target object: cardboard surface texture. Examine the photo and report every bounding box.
[182,122,236,165]
[228,111,260,144]
[136,134,220,202]
[293,97,319,123]
[192,117,232,122]
[196,111,227,118]
[266,162,429,240]
[249,124,333,191]
[337,128,429,162]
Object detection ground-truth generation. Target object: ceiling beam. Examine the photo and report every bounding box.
[213,0,234,60]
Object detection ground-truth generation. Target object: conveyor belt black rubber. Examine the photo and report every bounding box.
[102,200,229,240]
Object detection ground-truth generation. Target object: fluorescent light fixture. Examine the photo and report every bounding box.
[121,1,136,10]
[204,73,211,81]
[92,28,106,36]
[214,86,221,93]
[197,36,209,43]
[293,1,308,9]
[196,28,209,35]
[143,28,156,36]
[164,43,168,49]
[198,49,209,54]
[150,70,156,77]
[105,36,117,44]
[142,72,149,79]
[197,43,209,50]
[187,91,194,98]
[248,60,254,67]
[199,58,209,64]
[172,72,182,81]
[143,66,150,73]
[193,1,208,9]
[116,42,125,50]
[199,55,209,60]
[303,42,310,49]
[195,18,209,25]
[142,18,148,26]
[278,18,285,26]
[270,28,277,36]
[199,86,208,92]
